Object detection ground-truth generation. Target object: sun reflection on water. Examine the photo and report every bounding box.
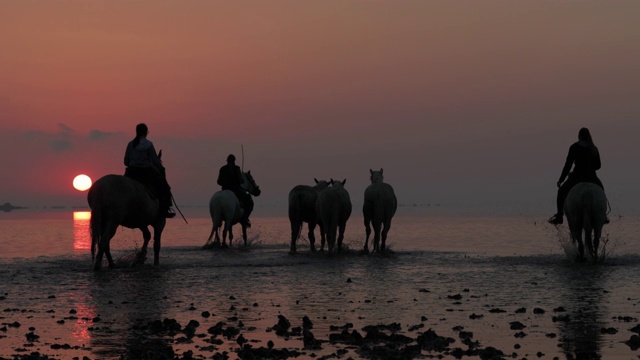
[73,211,91,252]
[70,295,96,347]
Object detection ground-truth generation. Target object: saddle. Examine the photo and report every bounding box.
[124,169,159,200]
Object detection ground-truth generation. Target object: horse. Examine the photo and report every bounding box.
[564,182,608,262]
[317,179,352,252]
[363,168,397,253]
[288,179,331,254]
[203,171,261,248]
[87,174,166,271]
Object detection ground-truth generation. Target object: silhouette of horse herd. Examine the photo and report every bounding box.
[87,168,605,271]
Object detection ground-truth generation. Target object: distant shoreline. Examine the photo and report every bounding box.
[0,202,27,212]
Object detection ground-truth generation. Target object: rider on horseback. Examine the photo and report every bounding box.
[548,127,607,225]
[124,123,175,218]
[217,154,253,228]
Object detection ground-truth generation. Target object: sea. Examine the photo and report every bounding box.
[1,205,640,359]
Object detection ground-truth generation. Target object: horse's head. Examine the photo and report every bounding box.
[313,178,331,191]
[370,168,384,184]
[242,170,261,197]
[330,178,347,188]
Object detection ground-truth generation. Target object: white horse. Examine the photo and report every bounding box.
[317,179,352,252]
[87,174,166,271]
[363,169,397,253]
[564,182,608,262]
[203,171,261,248]
[288,179,331,254]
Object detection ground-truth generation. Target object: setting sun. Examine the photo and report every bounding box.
[72,174,92,191]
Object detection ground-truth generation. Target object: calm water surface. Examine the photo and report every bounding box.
[1,207,640,359]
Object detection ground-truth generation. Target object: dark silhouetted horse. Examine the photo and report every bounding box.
[288,178,331,254]
[564,182,607,261]
[203,171,261,248]
[317,179,352,252]
[88,174,166,270]
[363,168,397,253]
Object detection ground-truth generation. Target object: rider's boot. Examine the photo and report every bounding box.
[548,213,563,225]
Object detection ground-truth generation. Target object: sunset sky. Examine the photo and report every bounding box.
[1,1,640,216]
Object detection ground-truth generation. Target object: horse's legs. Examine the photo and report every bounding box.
[372,221,382,253]
[290,220,301,254]
[104,247,115,269]
[308,222,317,252]
[204,224,216,248]
[94,223,118,270]
[363,217,372,253]
[319,223,326,252]
[325,223,336,253]
[93,246,105,271]
[153,233,161,266]
[102,223,119,269]
[139,227,152,259]
[222,222,230,248]
[241,223,248,247]
[380,218,392,253]
[152,221,165,266]
[584,223,595,261]
[213,214,223,248]
[337,222,347,251]
[567,216,585,261]
[593,225,602,261]
[575,231,585,261]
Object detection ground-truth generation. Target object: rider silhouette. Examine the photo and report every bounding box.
[548,127,606,225]
[123,123,175,218]
[217,154,253,227]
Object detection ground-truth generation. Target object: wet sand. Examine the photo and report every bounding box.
[2,246,640,360]
[2,213,640,359]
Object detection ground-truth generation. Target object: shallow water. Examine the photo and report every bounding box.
[1,208,640,359]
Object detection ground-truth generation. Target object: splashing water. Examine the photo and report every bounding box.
[553,224,616,262]
[554,226,580,260]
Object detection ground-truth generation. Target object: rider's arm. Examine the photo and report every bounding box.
[123,143,131,167]
[148,142,163,168]
[559,145,576,183]
[217,167,225,187]
[593,147,602,171]
[235,167,244,187]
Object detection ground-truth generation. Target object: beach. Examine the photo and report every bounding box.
[1,210,640,359]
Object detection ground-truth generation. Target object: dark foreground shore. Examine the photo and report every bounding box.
[2,275,640,360]
[2,219,640,360]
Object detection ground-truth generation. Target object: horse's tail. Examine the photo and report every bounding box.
[582,195,595,258]
[288,191,304,242]
[206,223,216,244]
[204,193,223,247]
[89,202,101,261]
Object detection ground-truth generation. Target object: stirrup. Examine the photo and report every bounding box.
[548,214,563,225]
[165,208,176,218]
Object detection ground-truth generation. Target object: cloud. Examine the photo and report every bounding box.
[47,123,76,152]
[50,138,73,152]
[17,126,76,152]
[89,129,118,141]
[57,123,75,134]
